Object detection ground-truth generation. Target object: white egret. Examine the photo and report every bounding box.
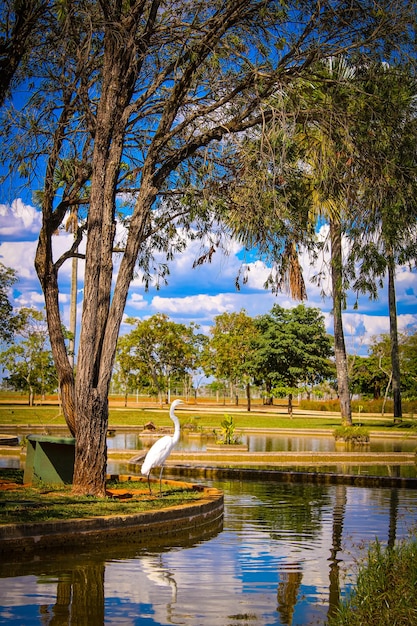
[141,399,184,494]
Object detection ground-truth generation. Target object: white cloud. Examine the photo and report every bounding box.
[395,265,417,310]
[0,240,38,280]
[398,313,417,333]
[0,198,42,238]
[241,259,270,289]
[1,196,416,356]
[151,293,237,317]
[13,290,46,309]
[126,292,148,311]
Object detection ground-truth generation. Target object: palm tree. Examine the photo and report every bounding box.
[230,58,356,424]
[348,64,417,421]
[293,59,355,426]
[225,59,417,426]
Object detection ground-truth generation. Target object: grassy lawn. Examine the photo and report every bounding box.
[1,402,416,433]
[0,469,202,525]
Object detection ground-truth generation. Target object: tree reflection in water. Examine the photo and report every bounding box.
[277,566,303,625]
[1,479,416,626]
[327,483,347,622]
[39,563,105,625]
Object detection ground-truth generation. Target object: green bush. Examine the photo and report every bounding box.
[299,397,417,415]
[299,399,342,412]
[334,425,370,444]
[217,414,241,445]
[328,538,417,626]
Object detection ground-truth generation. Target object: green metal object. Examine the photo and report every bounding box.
[24,435,76,485]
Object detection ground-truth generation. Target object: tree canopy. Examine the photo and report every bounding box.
[203,310,258,409]
[115,314,205,403]
[0,307,57,404]
[0,263,18,344]
[253,304,334,414]
[0,0,415,494]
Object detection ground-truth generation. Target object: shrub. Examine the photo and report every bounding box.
[328,538,417,625]
[334,425,370,444]
[299,399,341,412]
[299,397,417,415]
[217,415,241,445]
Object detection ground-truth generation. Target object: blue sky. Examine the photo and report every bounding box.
[1,196,417,356]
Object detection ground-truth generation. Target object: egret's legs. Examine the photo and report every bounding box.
[159,465,164,495]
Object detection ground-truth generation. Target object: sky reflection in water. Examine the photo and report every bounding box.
[1,477,416,625]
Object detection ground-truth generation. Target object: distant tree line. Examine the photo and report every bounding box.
[2,265,417,411]
[111,307,417,414]
[0,263,65,404]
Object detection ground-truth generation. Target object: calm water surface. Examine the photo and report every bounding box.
[1,477,417,625]
[107,431,417,453]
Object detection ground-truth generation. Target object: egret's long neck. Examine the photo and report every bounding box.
[171,413,180,446]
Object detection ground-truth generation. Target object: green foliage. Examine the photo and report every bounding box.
[329,538,417,626]
[0,308,57,403]
[401,333,417,399]
[182,416,203,433]
[348,64,417,291]
[272,385,304,399]
[299,399,341,412]
[349,352,389,400]
[0,263,18,344]
[218,414,241,445]
[253,304,334,410]
[333,425,370,443]
[203,310,258,393]
[349,332,417,401]
[114,314,206,400]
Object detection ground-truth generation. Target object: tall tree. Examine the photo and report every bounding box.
[348,64,417,421]
[368,334,397,415]
[226,58,357,424]
[401,332,417,399]
[1,1,414,494]
[116,314,204,404]
[0,307,57,405]
[253,304,333,415]
[349,353,388,400]
[203,310,258,410]
[292,58,356,425]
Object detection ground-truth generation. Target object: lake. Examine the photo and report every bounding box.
[1,475,416,625]
[107,430,417,454]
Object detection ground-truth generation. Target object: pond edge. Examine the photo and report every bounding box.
[0,479,224,555]
[164,464,417,489]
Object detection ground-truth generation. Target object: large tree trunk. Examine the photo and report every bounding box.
[287,392,293,418]
[72,389,108,495]
[68,251,78,370]
[387,253,402,421]
[72,14,142,496]
[246,381,251,412]
[330,219,352,426]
